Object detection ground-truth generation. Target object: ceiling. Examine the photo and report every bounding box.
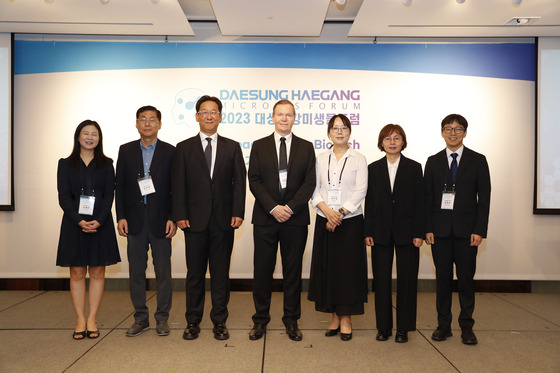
[0,0,559,39]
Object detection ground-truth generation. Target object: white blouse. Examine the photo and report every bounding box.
[311,147,368,219]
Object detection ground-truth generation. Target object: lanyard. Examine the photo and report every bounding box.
[443,159,455,192]
[80,161,96,196]
[327,154,348,187]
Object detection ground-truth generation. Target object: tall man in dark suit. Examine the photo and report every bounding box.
[116,105,177,337]
[248,99,316,342]
[424,114,491,345]
[172,96,246,341]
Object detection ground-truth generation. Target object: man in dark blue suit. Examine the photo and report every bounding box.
[116,105,176,337]
[248,100,316,342]
[424,114,491,345]
[172,96,246,341]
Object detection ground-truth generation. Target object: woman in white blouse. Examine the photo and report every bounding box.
[307,114,368,341]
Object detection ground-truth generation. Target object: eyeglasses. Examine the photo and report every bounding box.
[331,126,349,133]
[383,136,401,143]
[198,111,221,117]
[443,127,465,135]
[137,118,159,125]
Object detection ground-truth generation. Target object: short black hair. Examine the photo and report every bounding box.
[136,105,161,121]
[196,95,223,113]
[441,114,468,130]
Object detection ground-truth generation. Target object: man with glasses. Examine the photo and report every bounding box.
[424,114,491,345]
[248,99,316,341]
[116,105,177,337]
[172,95,246,341]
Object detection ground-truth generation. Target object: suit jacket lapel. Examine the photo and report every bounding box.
[287,134,298,171]
[135,141,144,176]
[194,136,212,180]
[380,157,392,197]
[266,134,279,173]
[150,140,162,174]
[393,155,407,195]
[213,135,227,179]
[438,149,450,186]
[456,147,470,183]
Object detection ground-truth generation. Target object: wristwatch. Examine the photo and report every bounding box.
[338,208,347,216]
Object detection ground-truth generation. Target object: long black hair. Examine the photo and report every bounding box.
[67,120,111,168]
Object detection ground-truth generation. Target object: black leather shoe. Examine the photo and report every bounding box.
[183,323,200,340]
[431,326,452,341]
[376,330,392,341]
[249,324,266,341]
[325,327,339,337]
[461,328,478,345]
[286,324,303,341]
[213,323,229,340]
[340,332,352,341]
[395,330,408,343]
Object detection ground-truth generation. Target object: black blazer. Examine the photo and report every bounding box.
[424,147,491,239]
[364,154,424,246]
[172,134,246,232]
[57,158,115,227]
[115,139,175,237]
[248,133,316,226]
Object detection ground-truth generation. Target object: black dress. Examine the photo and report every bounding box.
[56,158,121,267]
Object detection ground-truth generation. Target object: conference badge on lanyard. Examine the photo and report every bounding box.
[327,188,342,206]
[441,184,455,210]
[279,169,288,190]
[79,195,96,215]
[138,175,156,196]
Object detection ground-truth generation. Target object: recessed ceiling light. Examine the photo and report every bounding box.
[402,0,413,6]
[456,0,466,4]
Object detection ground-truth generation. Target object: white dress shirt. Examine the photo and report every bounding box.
[311,147,368,219]
[200,132,218,176]
[387,156,401,193]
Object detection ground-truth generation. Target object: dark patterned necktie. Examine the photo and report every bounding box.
[205,137,212,173]
[450,153,458,184]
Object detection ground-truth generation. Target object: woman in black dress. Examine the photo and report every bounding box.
[364,124,424,343]
[308,114,368,341]
[57,120,120,340]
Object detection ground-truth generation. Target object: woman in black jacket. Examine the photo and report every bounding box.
[364,124,424,343]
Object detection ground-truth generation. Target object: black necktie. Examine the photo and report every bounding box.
[279,137,287,171]
[205,137,212,174]
[279,137,287,194]
[450,153,458,184]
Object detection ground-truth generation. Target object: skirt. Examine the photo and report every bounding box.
[308,214,368,315]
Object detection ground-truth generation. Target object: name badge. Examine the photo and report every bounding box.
[138,175,156,196]
[327,187,342,206]
[441,192,455,210]
[279,169,288,189]
[79,195,95,215]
